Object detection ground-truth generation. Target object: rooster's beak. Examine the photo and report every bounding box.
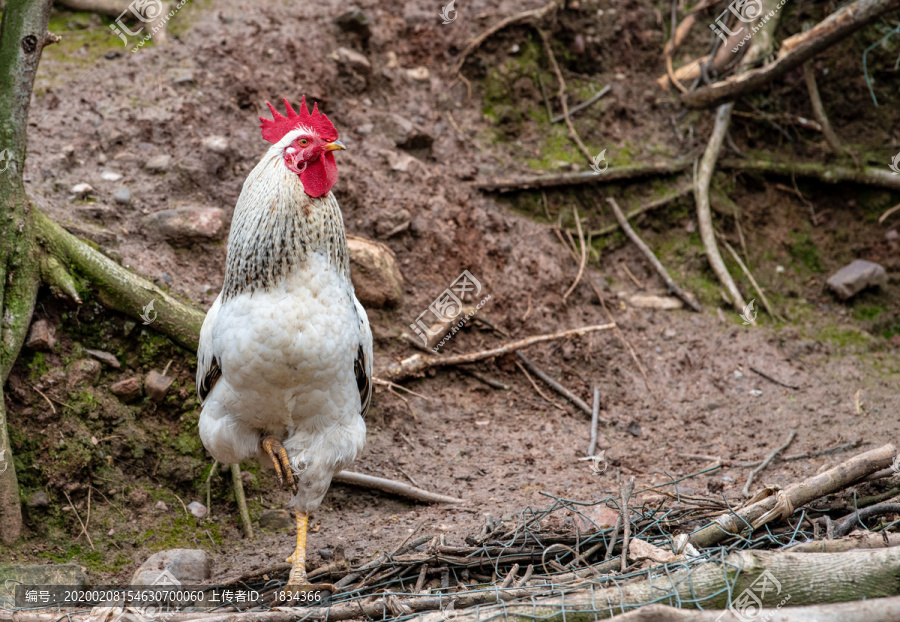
[323,140,347,152]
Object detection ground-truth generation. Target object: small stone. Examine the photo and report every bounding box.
[113,186,131,205]
[318,547,334,560]
[155,500,169,511]
[172,71,195,85]
[131,549,210,585]
[67,358,101,389]
[187,501,208,519]
[330,46,372,75]
[626,421,642,437]
[110,376,142,402]
[108,529,115,536]
[826,259,887,300]
[145,154,172,173]
[70,182,94,197]
[662,328,677,340]
[335,6,371,38]
[143,206,226,245]
[258,509,293,530]
[100,170,123,182]
[886,229,898,241]
[406,66,430,81]
[201,135,229,154]
[26,491,49,508]
[378,113,434,150]
[145,370,175,402]
[26,319,56,351]
[356,123,374,135]
[85,348,121,369]
[347,235,404,308]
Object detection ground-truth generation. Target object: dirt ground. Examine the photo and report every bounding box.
[3,0,900,585]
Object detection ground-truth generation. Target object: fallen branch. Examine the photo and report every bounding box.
[550,85,610,123]
[833,502,900,538]
[720,158,900,192]
[380,323,615,383]
[472,160,692,193]
[589,180,693,238]
[562,206,587,300]
[690,443,895,548]
[602,597,900,622]
[742,429,797,498]
[607,197,701,312]
[694,104,747,312]
[333,471,463,504]
[749,365,800,390]
[516,352,592,415]
[682,0,900,108]
[788,531,900,552]
[802,62,843,155]
[720,237,778,320]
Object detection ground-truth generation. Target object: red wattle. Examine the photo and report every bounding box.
[299,152,338,198]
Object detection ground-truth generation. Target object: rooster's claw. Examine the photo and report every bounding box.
[260,436,298,495]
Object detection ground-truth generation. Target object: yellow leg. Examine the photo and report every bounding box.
[286,510,309,585]
[260,437,298,495]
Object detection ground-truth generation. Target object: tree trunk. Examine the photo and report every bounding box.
[0,0,55,545]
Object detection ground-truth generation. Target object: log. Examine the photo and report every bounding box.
[720,158,900,191]
[604,597,900,621]
[472,161,692,193]
[682,0,900,108]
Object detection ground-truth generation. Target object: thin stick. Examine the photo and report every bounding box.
[516,352,591,415]
[549,86,611,123]
[30,384,56,414]
[620,477,635,573]
[607,197,701,312]
[333,471,463,504]
[62,490,95,551]
[205,460,217,519]
[719,237,778,321]
[749,365,799,390]
[695,105,747,311]
[743,429,798,497]
[538,28,595,163]
[231,463,254,539]
[879,203,900,224]
[380,323,616,383]
[515,360,566,411]
[802,62,842,155]
[587,387,601,457]
[563,206,587,300]
[451,0,559,75]
[459,367,510,390]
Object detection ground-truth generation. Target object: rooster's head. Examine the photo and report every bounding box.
[259,96,346,198]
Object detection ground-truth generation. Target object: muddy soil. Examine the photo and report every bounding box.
[3,0,899,585]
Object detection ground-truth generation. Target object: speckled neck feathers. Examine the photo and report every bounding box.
[222,152,350,301]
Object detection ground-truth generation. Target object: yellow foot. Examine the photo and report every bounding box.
[260,436,297,494]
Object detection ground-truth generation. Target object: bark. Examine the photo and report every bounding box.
[0,0,55,545]
[720,158,900,191]
[682,0,900,108]
[602,597,900,622]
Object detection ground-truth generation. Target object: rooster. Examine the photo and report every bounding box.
[196,97,373,590]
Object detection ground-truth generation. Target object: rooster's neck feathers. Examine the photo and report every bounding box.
[221,154,350,301]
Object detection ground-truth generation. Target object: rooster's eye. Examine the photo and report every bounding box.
[299,138,309,146]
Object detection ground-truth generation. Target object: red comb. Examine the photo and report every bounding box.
[259,96,338,144]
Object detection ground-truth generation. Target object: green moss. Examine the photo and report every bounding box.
[852,304,886,322]
[788,232,824,273]
[27,351,49,382]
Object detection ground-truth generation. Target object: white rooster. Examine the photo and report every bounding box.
[196,97,373,590]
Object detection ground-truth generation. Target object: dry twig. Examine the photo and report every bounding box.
[563,206,587,300]
[742,429,798,498]
[516,352,592,416]
[333,471,463,505]
[587,386,601,457]
[473,160,692,193]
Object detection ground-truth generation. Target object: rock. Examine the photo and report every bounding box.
[155,500,168,511]
[26,319,56,351]
[826,259,887,300]
[334,6,371,39]
[187,501,208,519]
[0,564,88,587]
[110,377,142,402]
[886,229,898,241]
[26,491,49,508]
[171,71,195,85]
[627,294,684,310]
[100,170,123,182]
[113,186,131,205]
[143,206,226,245]
[347,235,404,308]
[258,509,293,530]
[406,66,430,81]
[626,421,642,437]
[201,135,229,154]
[145,154,172,173]
[330,47,371,75]
[70,182,94,197]
[317,547,334,560]
[379,113,433,150]
[131,549,210,585]
[145,370,175,402]
[85,348,121,369]
[67,358,101,389]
